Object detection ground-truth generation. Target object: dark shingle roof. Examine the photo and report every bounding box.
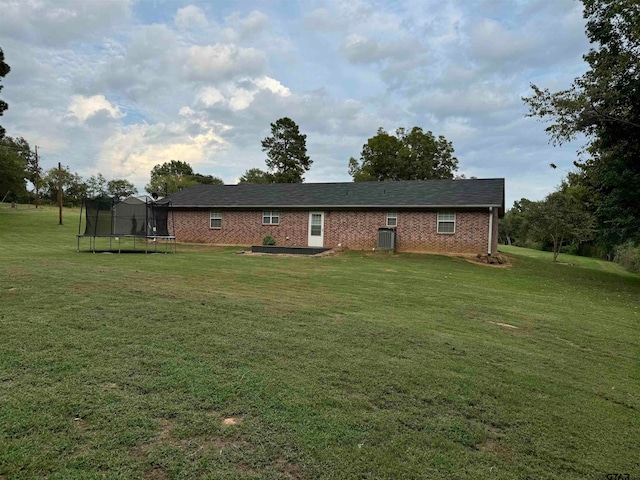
[167,179,505,213]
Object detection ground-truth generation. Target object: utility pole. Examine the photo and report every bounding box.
[34,145,39,209]
[58,162,63,225]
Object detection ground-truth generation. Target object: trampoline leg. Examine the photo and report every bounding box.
[119,237,121,254]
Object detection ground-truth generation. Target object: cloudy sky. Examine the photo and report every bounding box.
[0,0,591,206]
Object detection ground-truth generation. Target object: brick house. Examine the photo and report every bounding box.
[166,178,505,254]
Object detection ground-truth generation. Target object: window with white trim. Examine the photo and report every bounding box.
[437,211,455,234]
[386,212,397,227]
[262,210,280,225]
[210,211,222,229]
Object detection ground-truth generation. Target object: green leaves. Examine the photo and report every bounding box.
[349,127,458,182]
[0,47,10,139]
[261,117,311,183]
[238,168,274,184]
[523,0,640,252]
[526,191,594,262]
[146,160,223,195]
[0,136,31,202]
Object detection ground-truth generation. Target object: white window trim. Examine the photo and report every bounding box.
[386,211,397,227]
[437,211,456,234]
[210,210,222,229]
[262,210,280,225]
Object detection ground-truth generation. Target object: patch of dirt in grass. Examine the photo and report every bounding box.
[222,416,242,426]
[131,417,248,459]
[476,425,513,462]
[157,419,175,442]
[6,267,31,280]
[477,437,514,462]
[131,415,305,478]
[103,382,119,390]
[276,456,304,479]
[73,417,89,431]
[142,466,169,480]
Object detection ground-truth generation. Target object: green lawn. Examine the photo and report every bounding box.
[1,205,639,479]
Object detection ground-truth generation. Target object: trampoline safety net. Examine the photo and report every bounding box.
[82,195,172,237]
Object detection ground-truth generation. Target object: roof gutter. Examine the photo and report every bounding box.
[169,203,504,209]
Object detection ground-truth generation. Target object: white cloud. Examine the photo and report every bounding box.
[303,8,337,31]
[67,95,123,122]
[240,10,269,38]
[197,88,225,107]
[0,0,132,46]
[175,5,209,30]
[418,84,516,118]
[341,34,381,64]
[183,44,266,81]
[470,18,535,62]
[98,120,228,188]
[225,10,269,40]
[196,76,290,112]
[253,76,291,97]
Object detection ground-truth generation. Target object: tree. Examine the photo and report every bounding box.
[523,0,640,251]
[348,127,458,181]
[0,136,30,202]
[25,147,41,205]
[0,48,10,139]
[499,199,534,246]
[86,173,108,197]
[146,160,223,195]
[261,117,311,183]
[107,179,137,200]
[526,191,594,262]
[190,173,224,185]
[41,166,87,207]
[238,168,273,184]
[146,160,195,195]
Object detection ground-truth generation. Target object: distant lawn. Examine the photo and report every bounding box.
[499,244,629,275]
[1,206,639,479]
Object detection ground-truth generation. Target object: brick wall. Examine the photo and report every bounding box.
[171,209,494,254]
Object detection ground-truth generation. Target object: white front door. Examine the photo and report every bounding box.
[308,212,324,247]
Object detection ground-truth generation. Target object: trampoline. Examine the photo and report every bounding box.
[77,195,176,253]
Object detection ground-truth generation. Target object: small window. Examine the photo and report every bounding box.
[437,212,455,234]
[210,211,222,229]
[262,210,280,225]
[386,212,397,227]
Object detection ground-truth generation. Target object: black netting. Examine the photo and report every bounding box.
[113,197,147,236]
[84,197,114,236]
[82,196,172,237]
[148,202,171,236]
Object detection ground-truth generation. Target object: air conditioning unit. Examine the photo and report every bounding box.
[377,227,396,250]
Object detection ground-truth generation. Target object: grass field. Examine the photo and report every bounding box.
[1,205,639,479]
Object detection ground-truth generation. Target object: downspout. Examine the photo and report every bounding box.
[487,207,493,256]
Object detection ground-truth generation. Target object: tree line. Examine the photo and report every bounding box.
[0,136,138,207]
[505,0,640,270]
